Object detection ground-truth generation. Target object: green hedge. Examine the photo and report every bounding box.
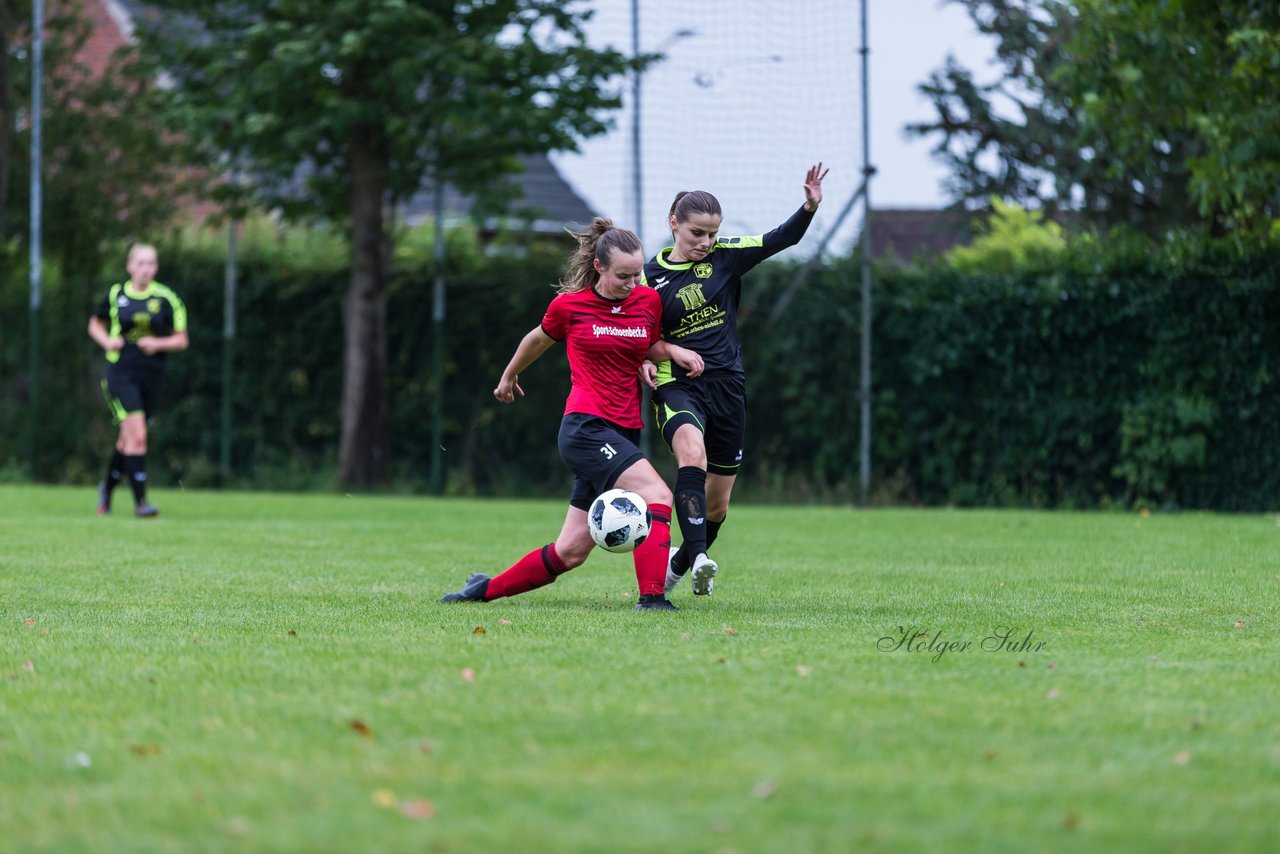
[3,230,1278,509]
[737,236,1280,510]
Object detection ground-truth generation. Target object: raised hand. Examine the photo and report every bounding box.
[803,162,829,211]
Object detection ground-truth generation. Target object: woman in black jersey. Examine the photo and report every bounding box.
[643,164,827,596]
[88,244,188,518]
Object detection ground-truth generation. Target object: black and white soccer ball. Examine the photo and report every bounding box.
[587,488,651,553]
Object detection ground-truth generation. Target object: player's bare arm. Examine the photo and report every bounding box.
[495,326,556,403]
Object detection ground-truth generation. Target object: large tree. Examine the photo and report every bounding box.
[136,0,638,486]
[908,0,1278,234]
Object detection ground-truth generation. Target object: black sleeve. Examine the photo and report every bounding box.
[716,205,817,275]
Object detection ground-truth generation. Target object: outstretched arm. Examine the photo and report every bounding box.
[494,326,556,403]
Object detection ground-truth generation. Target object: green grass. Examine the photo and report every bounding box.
[2,484,1278,852]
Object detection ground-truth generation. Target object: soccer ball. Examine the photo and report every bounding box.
[587,488,650,553]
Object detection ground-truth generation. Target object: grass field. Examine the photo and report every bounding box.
[2,484,1277,852]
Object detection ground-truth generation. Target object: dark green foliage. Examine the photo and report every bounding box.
[4,232,1279,509]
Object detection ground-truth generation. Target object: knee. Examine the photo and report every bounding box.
[556,539,593,569]
[640,483,672,508]
[671,427,707,469]
[706,494,731,520]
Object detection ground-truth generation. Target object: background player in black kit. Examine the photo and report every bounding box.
[642,164,828,596]
[88,243,188,518]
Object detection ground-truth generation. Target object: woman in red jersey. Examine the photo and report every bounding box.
[440,219,703,611]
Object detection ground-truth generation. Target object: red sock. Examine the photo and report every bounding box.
[632,504,672,596]
[484,544,569,601]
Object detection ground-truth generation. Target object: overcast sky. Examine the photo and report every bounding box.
[551,0,995,256]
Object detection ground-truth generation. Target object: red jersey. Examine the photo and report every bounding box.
[541,285,662,429]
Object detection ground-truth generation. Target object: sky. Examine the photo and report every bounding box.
[551,0,996,257]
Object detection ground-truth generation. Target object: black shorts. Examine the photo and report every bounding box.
[558,413,646,511]
[652,374,745,476]
[101,364,164,425]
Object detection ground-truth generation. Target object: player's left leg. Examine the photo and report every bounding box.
[442,505,594,603]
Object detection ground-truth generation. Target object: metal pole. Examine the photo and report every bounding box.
[28,0,43,480]
[220,219,238,484]
[430,180,446,493]
[631,0,653,458]
[630,0,643,250]
[858,0,873,505]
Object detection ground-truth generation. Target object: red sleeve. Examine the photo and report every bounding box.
[541,294,569,341]
[645,290,662,345]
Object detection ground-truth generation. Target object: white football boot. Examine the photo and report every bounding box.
[689,552,719,596]
[663,546,684,594]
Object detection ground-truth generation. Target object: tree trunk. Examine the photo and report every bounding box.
[337,123,388,486]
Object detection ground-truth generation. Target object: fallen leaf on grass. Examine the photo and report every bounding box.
[1062,812,1080,830]
[1047,662,1056,670]
[1233,620,1246,628]
[372,789,396,808]
[461,668,475,682]
[23,618,36,626]
[751,780,778,800]
[1173,751,1191,766]
[399,798,435,820]
[722,626,738,636]
[130,743,161,756]
[472,626,486,635]
[350,719,373,737]
[498,619,512,625]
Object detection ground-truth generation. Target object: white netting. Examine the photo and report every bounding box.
[552,0,862,258]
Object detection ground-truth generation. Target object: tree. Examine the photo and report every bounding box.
[3,2,184,266]
[136,0,639,486]
[1063,0,1280,230]
[906,1,1212,234]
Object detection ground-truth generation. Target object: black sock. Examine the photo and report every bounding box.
[706,516,725,551]
[671,466,708,574]
[104,450,125,492]
[123,455,148,506]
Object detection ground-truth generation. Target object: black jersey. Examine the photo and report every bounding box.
[94,281,187,373]
[644,204,815,381]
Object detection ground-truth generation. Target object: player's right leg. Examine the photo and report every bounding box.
[97,372,139,516]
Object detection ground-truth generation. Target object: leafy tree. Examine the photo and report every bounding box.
[3,2,184,275]
[907,1,1200,233]
[135,0,639,486]
[945,197,1064,273]
[1063,0,1280,230]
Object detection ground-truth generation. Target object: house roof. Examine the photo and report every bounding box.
[404,153,597,235]
[866,208,977,265]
